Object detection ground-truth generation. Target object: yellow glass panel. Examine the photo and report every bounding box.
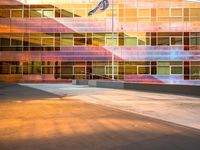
[119,9,124,17]
[125,32,138,37]
[157,8,169,17]
[93,38,105,46]
[190,8,200,17]
[106,9,118,17]
[30,38,41,46]
[157,17,170,21]
[137,18,151,22]
[138,9,150,17]
[190,17,200,21]
[74,9,86,17]
[42,38,54,46]
[125,9,137,17]
[125,18,137,22]
[171,8,182,16]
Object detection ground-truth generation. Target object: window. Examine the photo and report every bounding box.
[138,66,150,74]
[106,9,117,17]
[190,8,200,17]
[61,9,73,17]
[61,34,73,46]
[171,8,182,17]
[190,37,200,45]
[105,65,118,75]
[158,37,170,45]
[93,33,105,46]
[171,66,182,74]
[171,37,182,45]
[28,62,42,74]
[42,38,54,46]
[105,38,118,46]
[125,9,137,17]
[43,10,54,18]
[74,66,86,74]
[0,38,10,46]
[105,33,118,46]
[157,8,169,17]
[0,10,10,18]
[138,37,150,45]
[125,66,137,74]
[61,66,73,74]
[191,62,200,80]
[30,38,41,47]
[93,66,105,75]
[11,66,22,74]
[157,62,170,75]
[124,37,137,46]
[60,38,73,46]
[74,38,85,46]
[30,10,42,17]
[138,9,150,17]
[74,9,86,17]
[11,38,23,46]
[12,10,23,18]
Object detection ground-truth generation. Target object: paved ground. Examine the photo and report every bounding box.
[0,84,200,150]
[22,83,200,130]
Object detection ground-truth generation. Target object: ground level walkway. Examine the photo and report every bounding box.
[0,83,200,150]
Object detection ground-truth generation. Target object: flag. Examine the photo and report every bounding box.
[88,0,109,16]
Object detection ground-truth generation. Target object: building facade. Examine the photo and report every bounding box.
[0,0,200,84]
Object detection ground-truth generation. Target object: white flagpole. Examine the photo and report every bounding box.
[111,0,114,80]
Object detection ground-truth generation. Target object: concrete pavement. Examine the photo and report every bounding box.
[22,83,200,130]
[0,84,200,150]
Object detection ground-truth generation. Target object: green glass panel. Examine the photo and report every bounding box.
[124,37,137,46]
[157,66,170,75]
[171,37,182,45]
[43,10,54,18]
[138,67,150,74]
[171,67,183,74]
[93,66,105,75]
[61,38,73,46]
[105,38,118,46]
[191,66,200,80]
[30,10,42,17]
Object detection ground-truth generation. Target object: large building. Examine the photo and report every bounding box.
[0,0,200,84]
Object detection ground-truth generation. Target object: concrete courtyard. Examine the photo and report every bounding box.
[0,83,200,150]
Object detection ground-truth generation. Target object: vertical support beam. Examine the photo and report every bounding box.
[111,0,115,80]
[184,32,189,51]
[184,61,190,80]
[151,61,157,75]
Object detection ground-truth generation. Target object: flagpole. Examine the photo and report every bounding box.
[111,0,114,80]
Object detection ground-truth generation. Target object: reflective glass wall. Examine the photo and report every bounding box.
[0,0,200,84]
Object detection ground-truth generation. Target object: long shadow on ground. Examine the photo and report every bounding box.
[0,83,200,150]
[0,83,60,101]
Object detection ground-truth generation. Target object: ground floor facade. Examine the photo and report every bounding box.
[0,60,200,84]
